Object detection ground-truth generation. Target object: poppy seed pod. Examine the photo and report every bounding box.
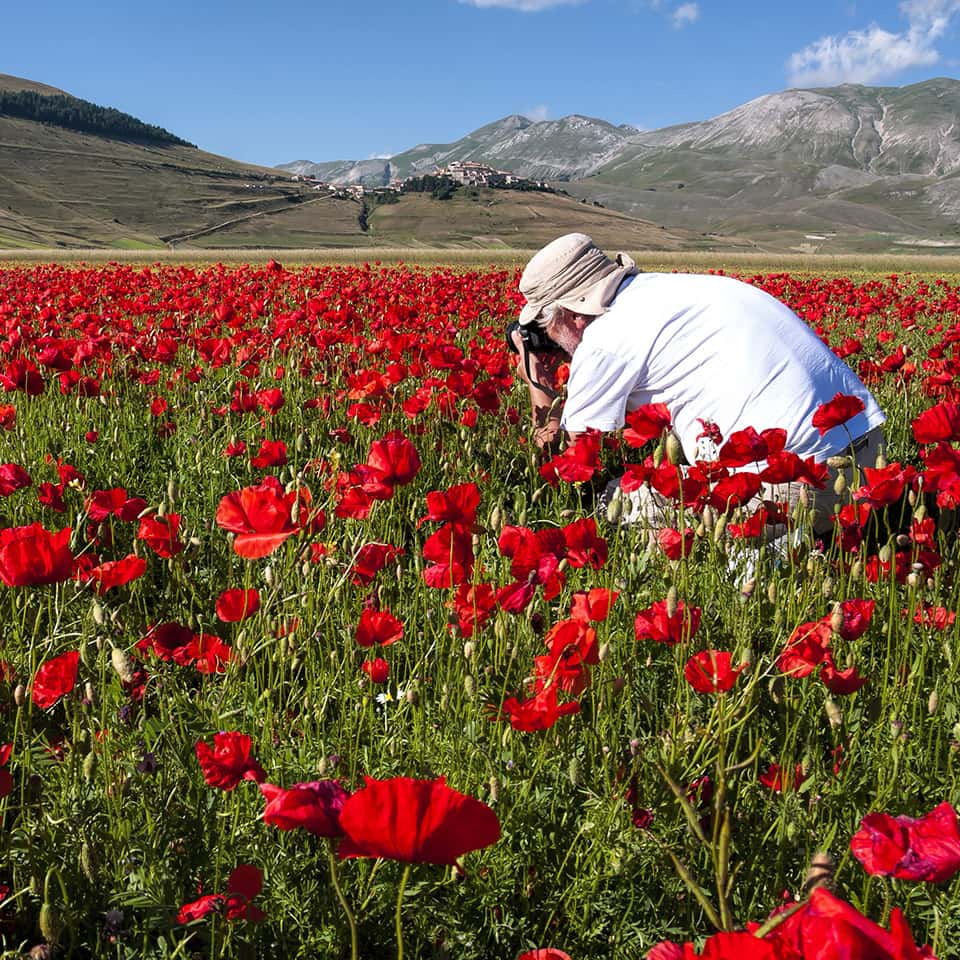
[833,472,847,496]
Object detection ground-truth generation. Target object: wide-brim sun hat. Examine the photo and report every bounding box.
[518,232,638,326]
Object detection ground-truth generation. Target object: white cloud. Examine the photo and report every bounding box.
[787,1,960,86]
[459,0,584,10]
[671,2,699,27]
[523,104,550,121]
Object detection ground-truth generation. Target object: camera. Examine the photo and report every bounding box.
[505,320,561,355]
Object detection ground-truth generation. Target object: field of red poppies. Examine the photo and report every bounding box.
[1,259,959,959]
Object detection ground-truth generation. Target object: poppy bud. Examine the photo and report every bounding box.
[850,560,863,579]
[83,752,97,783]
[906,572,921,588]
[767,581,778,603]
[798,486,810,509]
[665,586,678,619]
[713,514,727,544]
[463,674,475,699]
[740,578,756,598]
[829,607,843,634]
[702,506,717,532]
[833,472,847,496]
[167,476,179,504]
[295,430,308,453]
[517,508,527,526]
[13,684,25,707]
[488,504,503,533]
[567,757,581,786]
[84,682,96,707]
[110,646,134,684]
[824,697,842,728]
[821,577,834,600]
[606,489,624,525]
[875,449,887,469]
[463,642,474,660]
[929,690,939,715]
[39,902,62,945]
[598,642,610,662]
[914,503,927,523]
[488,775,500,802]
[665,432,683,465]
[80,842,98,883]
[91,600,105,626]
[263,565,275,588]
[405,687,419,706]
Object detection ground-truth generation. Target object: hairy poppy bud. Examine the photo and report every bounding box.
[567,757,581,786]
[665,432,683,465]
[824,697,842,728]
[91,600,105,626]
[13,684,25,708]
[463,674,475,699]
[83,752,97,783]
[463,642,474,660]
[605,490,624,525]
[598,642,610,662]
[665,586,678,618]
[488,504,503,533]
[39,902,62,945]
[833,472,847,496]
[767,581,778,603]
[80,842,98,883]
[110,646,134,684]
[488,775,500,802]
[929,690,939,715]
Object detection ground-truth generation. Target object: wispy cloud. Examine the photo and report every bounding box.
[523,105,550,122]
[459,0,584,11]
[787,0,960,86]
[671,2,699,27]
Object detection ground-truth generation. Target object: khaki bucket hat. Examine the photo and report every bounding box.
[518,233,638,326]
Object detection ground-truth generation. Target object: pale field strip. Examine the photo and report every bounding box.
[4,247,960,279]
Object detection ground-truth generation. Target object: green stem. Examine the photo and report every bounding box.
[327,844,359,960]
[395,863,411,960]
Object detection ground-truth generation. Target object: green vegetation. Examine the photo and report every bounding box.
[0,89,195,146]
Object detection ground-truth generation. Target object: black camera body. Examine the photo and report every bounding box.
[505,320,561,356]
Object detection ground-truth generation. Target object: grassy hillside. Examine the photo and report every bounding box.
[364,188,749,251]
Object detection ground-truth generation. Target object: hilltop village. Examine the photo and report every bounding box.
[290,159,553,200]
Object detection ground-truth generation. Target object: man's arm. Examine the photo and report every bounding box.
[509,329,567,452]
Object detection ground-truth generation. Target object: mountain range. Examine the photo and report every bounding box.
[281,78,960,253]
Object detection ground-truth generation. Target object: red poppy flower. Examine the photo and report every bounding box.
[498,682,580,731]
[137,621,194,661]
[763,887,932,958]
[911,603,956,630]
[853,463,918,508]
[86,554,147,594]
[183,633,232,674]
[0,523,74,587]
[216,588,261,622]
[517,951,573,960]
[811,392,865,435]
[362,657,390,684]
[623,403,672,448]
[777,620,832,678]
[86,488,148,523]
[337,776,501,865]
[260,780,349,837]
[215,476,301,559]
[0,464,31,497]
[717,426,784,467]
[648,932,780,959]
[850,801,960,884]
[177,864,266,924]
[758,762,807,793]
[32,650,80,709]
[562,517,608,569]
[448,583,497,637]
[364,431,421,490]
[350,542,404,586]
[137,513,184,558]
[831,599,875,641]
[422,523,475,587]
[419,482,481,528]
[912,401,960,444]
[355,609,404,648]
[634,600,701,645]
[539,431,602,485]
[569,588,618,623]
[195,732,266,790]
[658,527,695,560]
[0,405,14,430]
[819,656,869,695]
[706,472,763,512]
[684,650,746,693]
[250,439,288,468]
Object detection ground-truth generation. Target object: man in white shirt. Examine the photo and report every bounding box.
[509,233,886,535]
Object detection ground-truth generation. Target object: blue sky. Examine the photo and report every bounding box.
[2,0,959,167]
